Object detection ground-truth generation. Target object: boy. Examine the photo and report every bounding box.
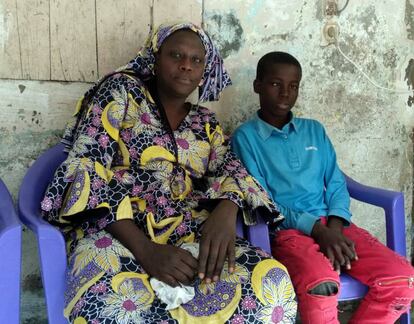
[232,51,414,323]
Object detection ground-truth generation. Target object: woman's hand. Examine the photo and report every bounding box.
[106,219,197,287]
[138,242,198,287]
[311,217,357,273]
[198,200,238,283]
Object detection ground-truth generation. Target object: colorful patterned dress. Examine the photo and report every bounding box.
[41,73,297,323]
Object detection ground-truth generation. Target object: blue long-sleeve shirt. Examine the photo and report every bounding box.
[231,112,351,235]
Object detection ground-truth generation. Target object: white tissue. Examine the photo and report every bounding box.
[149,243,199,310]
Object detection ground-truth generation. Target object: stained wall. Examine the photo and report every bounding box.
[0,0,413,322]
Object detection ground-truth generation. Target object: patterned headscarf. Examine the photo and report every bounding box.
[62,22,231,151]
[120,22,232,102]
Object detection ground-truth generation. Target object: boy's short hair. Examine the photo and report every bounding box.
[256,51,302,80]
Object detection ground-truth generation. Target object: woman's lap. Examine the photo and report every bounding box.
[66,232,297,323]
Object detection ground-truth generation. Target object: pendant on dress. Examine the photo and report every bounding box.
[170,170,186,197]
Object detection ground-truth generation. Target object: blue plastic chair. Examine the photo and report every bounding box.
[18,143,246,324]
[247,174,410,323]
[0,179,22,324]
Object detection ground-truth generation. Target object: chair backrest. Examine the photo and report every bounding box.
[18,144,67,232]
[18,143,69,324]
[344,174,406,256]
[0,179,22,324]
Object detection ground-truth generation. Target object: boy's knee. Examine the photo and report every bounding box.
[376,275,414,309]
[308,281,338,296]
[390,297,411,313]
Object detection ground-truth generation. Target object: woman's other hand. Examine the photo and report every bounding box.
[198,200,238,283]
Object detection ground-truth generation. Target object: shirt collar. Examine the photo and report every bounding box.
[255,111,298,140]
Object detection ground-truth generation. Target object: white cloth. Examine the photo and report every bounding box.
[149,243,199,310]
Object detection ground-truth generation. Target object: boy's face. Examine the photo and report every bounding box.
[254,63,301,122]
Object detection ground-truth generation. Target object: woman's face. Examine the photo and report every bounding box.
[155,30,206,99]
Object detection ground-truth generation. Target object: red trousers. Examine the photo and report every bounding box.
[272,218,414,323]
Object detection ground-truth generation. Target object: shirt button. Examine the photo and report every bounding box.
[283,135,288,139]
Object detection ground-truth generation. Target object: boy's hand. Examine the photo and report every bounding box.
[139,242,198,287]
[311,219,357,273]
[198,200,238,283]
[327,216,358,271]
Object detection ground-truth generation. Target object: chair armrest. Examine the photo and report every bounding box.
[344,174,406,256]
[18,143,67,233]
[246,210,272,254]
[17,144,69,323]
[236,214,245,238]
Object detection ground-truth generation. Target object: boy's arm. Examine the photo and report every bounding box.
[312,125,356,271]
[231,129,318,235]
[322,127,352,225]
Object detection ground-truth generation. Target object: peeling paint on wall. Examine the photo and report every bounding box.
[204,10,243,58]
[18,84,26,93]
[383,48,399,69]
[359,5,380,37]
[406,0,414,40]
[406,59,414,106]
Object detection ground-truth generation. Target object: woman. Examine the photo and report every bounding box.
[41,22,296,323]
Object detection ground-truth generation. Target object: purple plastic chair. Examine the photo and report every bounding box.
[18,144,68,324]
[17,143,245,324]
[0,179,22,324]
[247,174,410,323]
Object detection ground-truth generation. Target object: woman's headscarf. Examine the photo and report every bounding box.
[121,22,232,102]
[62,22,231,151]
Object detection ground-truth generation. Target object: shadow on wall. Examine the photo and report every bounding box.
[405,59,414,107]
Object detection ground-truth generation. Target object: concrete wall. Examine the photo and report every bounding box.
[0,0,413,322]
